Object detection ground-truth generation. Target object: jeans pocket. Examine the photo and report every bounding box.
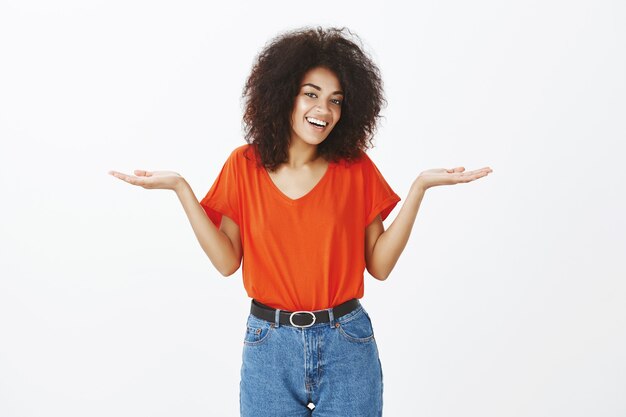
[243,315,275,346]
[336,308,375,343]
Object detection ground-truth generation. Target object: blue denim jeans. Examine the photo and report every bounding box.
[239,300,384,416]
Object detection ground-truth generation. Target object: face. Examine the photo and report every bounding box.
[289,66,344,146]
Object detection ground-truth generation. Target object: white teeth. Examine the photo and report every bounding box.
[306,117,328,127]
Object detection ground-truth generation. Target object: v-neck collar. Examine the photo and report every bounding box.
[262,161,335,204]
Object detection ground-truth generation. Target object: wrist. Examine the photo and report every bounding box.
[411,179,427,194]
[174,177,190,194]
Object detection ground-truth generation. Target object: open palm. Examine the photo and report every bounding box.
[108,169,182,191]
[415,166,493,190]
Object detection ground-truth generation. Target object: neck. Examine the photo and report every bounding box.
[284,139,321,168]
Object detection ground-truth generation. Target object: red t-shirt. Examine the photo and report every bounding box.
[200,144,401,311]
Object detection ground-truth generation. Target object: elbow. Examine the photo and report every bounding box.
[367,266,390,282]
[220,258,242,277]
[219,268,233,278]
[215,245,242,278]
[219,268,236,278]
[220,264,239,277]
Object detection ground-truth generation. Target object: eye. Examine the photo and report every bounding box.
[332,99,342,105]
[304,92,317,98]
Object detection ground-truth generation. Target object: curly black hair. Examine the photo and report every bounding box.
[241,26,386,171]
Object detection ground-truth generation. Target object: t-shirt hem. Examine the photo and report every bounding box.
[366,193,401,226]
[200,201,240,227]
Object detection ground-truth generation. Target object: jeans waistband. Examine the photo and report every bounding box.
[250,298,361,328]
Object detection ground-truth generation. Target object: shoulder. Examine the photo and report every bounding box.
[220,144,262,182]
[229,143,259,163]
[227,144,250,159]
[335,149,369,170]
[222,144,256,168]
[358,151,387,173]
[349,150,391,183]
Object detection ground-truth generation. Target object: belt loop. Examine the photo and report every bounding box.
[327,307,335,328]
[274,308,281,328]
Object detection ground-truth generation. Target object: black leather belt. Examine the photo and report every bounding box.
[250,298,360,328]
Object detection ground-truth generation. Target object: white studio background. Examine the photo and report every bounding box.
[1,0,624,416]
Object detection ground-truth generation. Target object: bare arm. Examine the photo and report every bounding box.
[175,179,242,277]
[364,165,493,281]
[108,168,241,277]
[365,183,425,281]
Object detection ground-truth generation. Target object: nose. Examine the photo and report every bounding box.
[315,102,331,115]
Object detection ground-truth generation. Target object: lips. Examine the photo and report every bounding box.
[307,121,325,131]
[305,117,328,131]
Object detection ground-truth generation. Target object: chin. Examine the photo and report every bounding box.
[296,135,327,146]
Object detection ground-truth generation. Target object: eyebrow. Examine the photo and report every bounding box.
[302,83,344,96]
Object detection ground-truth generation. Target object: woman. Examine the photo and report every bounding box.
[109,26,492,417]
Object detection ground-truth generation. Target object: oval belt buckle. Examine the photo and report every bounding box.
[289,311,316,328]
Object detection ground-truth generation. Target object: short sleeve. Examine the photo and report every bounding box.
[363,153,401,226]
[200,149,241,227]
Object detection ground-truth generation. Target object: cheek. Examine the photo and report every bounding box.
[295,97,309,110]
[290,103,303,122]
[292,102,307,121]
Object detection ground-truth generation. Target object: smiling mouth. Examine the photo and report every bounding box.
[306,116,328,130]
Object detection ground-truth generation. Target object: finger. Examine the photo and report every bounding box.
[126,174,148,186]
[465,170,491,181]
[462,168,490,176]
[134,169,152,177]
[111,172,146,186]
